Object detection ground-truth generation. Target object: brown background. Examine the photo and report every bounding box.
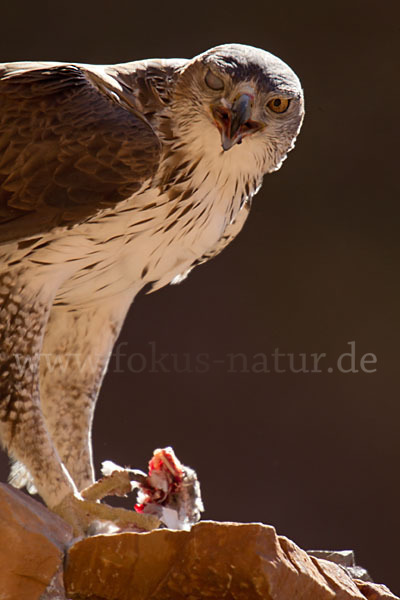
[0,0,399,592]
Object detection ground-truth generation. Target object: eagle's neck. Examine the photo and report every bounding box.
[122,121,263,292]
[156,107,265,222]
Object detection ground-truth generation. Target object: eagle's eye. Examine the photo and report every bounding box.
[267,97,290,114]
[205,69,224,91]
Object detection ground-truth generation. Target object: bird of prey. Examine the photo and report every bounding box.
[0,43,304,530]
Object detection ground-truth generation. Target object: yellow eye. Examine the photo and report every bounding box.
[267,97,290,113]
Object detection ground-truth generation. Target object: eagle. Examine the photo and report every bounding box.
[0,44,304,531]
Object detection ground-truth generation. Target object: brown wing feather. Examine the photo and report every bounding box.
[0,63,162,243]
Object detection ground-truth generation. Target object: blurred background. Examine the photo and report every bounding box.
[0,0,399,592]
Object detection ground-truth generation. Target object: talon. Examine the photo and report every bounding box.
[53,493,160,537]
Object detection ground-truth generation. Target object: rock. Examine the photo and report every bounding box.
[64,521,399,600]
[309,550,359,568]
[354,581,400,600]
[40,564,68,600]
[0,483,72,600]
[308,550,373,582]
[0,482,398,600]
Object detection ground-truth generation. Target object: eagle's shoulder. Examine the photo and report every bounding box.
[105,58,186,117]
[0,60,166,243]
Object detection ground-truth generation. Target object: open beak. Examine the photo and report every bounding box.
[212,94,263,151]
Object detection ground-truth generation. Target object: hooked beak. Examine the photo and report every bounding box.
[211,94,263,151]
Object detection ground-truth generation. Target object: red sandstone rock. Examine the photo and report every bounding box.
[354,580,400,600]
[64,522,399,600]
[0,483,398,600]
[0,483,72,600]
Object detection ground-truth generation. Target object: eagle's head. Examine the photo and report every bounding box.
[171,43,304,176]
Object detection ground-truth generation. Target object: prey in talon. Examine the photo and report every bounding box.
[99,447,204,531]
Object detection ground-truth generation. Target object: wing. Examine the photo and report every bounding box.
[0,62,162,243]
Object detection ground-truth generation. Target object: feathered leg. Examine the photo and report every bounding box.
[39,292,133,492]
[0,270,78,508]
[2,278,157,533]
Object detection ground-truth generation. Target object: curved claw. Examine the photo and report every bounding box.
[53,493,160,537]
